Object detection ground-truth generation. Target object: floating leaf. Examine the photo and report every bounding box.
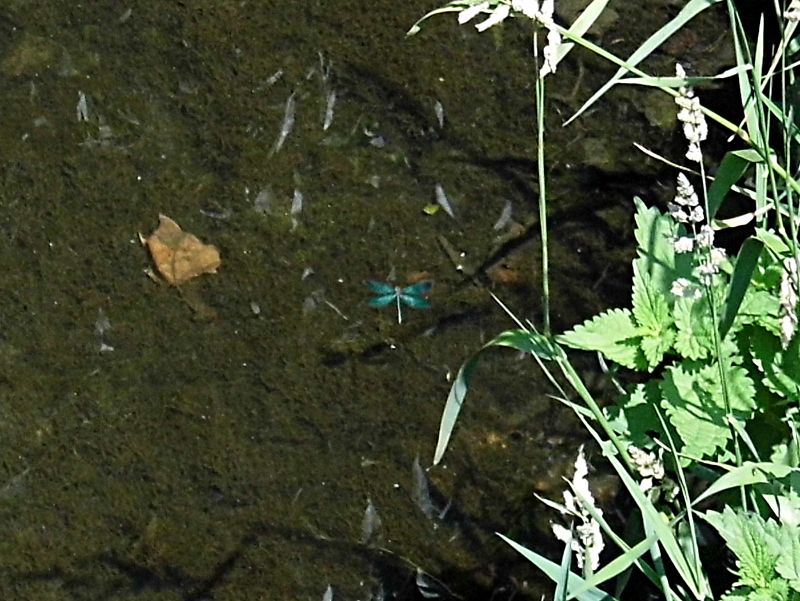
[144,214,221,286]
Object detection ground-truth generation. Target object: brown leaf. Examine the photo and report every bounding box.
[145,214,221,286]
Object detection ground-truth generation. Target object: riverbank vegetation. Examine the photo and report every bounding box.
[410,1,800,599]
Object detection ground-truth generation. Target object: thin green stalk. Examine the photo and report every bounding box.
[536,74,550,335]
[532,28,550,335]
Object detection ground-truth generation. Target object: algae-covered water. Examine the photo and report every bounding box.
[0,2,731,599]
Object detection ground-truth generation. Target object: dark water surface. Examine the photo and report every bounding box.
[0,2,730,599]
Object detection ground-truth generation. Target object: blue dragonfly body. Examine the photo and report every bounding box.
[368,280,433,324]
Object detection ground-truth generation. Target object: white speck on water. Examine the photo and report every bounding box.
[76,91,89,122]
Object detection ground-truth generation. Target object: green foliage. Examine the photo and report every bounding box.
[557,198,794,463]
[705,507,800,600]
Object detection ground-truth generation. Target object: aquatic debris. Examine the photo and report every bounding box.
[322,89,336,131]
[361,497,383,547]
[368,280,432,324]
[433,99,444,128]
[270,91,296,155]
[76,91,89,122]
[411,456,437,520]
[253,186,273,215]
[493,199,513,230]
[301,266,314,280]
[415,568,453,600]
[434,183,455,219]
[291,188,303,229]
[263,69,284,89]
[322,584,333,601]
[95,308,114,352]
[142,214,221,286]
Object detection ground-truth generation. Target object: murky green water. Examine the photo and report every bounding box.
[0,2,731,599]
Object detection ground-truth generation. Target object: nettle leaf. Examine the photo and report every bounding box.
[674,294,716,360]
[705,507,781,590]
[632,260,675,368]
[733,288,781,337]
[776,525,800,586]
[750,328,800,399]
[557,308,645,369]
[661,347,755,459]
[633,197,682,292]
[604,381,664,446]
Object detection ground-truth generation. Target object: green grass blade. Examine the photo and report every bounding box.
[497,533,617,601]
[718,237,763,340]
[708,149,760,219]
[565,0,722,125]
[433,329,559,465]
[692,462,795,507]
[555,0,610,69]
[601,443,707,598]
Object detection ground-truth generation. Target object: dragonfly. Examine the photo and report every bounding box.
[367,280,433,324]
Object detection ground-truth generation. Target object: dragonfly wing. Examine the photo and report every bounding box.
[399,280,433,308]
[369,294,396,307]
[368,280,396,295]
[399,294,431,309]
[403,280,433,296]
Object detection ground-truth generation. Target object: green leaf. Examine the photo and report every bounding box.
[433,328,559,465]
[660,352,755,459]
[776,525,800,585]
[604,382,663,446]
[632,261,675,368]
[557,308,644,369]
[704,507,780,590]
[498,533,617,601]
[708,150,760,220]
[633,197,682,293]
[719,237,764,340]
[750,329,800,400]
[673,295,715,360]
[565,0,724,125]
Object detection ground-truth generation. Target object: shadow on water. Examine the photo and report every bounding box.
[0,1,733,599]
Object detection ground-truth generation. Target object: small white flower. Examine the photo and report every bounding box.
[668,203,689,223]
[675,173,699,206]
[675,64,707,163]
[779,257,799,347]
[475,3,511,31]
[512,0,539,19]
[671,277,701,299]
[695,261,719,284]
[458,1,490,25]
[540,28,562,77]
[673,236,694,253]
[695,225,714,249]
[550,447,604,572]
[688,205,705,223]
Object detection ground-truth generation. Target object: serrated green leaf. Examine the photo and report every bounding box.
[674,295,715,360]
[750,329,800,399]
[704,507,780,590]
[557,308,645,369]
[660,353,755,459]
[776,525,800,584]
[604,381,663,446]
[633,197,680,293]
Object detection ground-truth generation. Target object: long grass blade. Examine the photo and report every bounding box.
[498,533,616,601]
[717,237,763,339]
[565,0,722,125]
[433,329,559,465]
